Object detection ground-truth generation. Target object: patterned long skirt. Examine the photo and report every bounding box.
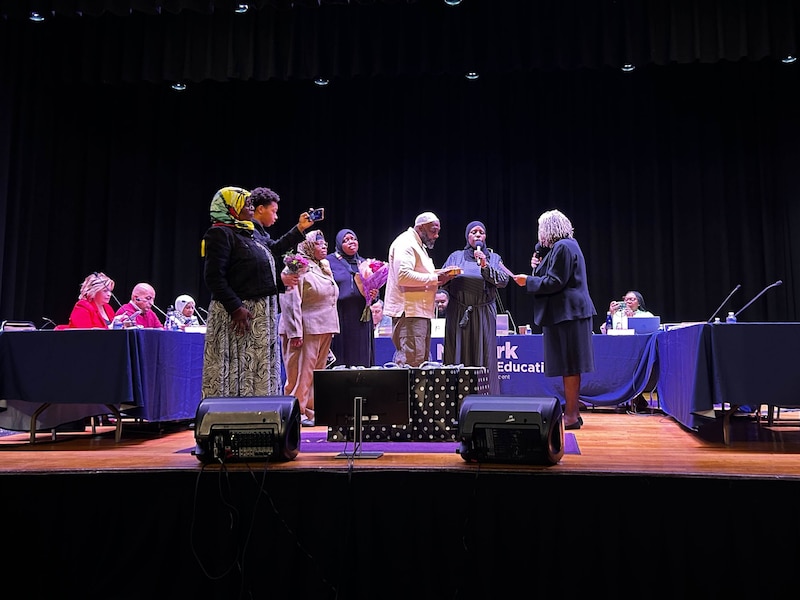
[201,296,282,399]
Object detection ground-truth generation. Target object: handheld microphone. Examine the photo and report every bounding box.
[41,316,57,330]
[534,243,550,259]
[734,280,783,320]
[475,244,485,268]
[706,284,741,323]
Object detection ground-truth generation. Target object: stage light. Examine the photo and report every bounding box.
[621,64,636,72]
[782,55,797,64]
[314,78,330,86]
[444,0,463,5]
[235,4,250,14]
[465,72,479,80]
[29,11,45,22]
[171,82,187,91]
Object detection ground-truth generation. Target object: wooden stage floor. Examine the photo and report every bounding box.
[3,406,800,479]
[4,405,800,600]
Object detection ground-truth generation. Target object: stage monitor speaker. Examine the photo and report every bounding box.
[194,396,301,463]
[457,395,564,465]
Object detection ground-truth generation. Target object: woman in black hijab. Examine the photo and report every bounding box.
[326,228,376,367]
[441,220,510,394]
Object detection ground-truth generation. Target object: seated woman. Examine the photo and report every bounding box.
[601,290,654,334]
[67,272,120,329]
[174,294,200,328]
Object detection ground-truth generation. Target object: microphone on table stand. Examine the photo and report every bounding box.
[706,284,741,323]
[41,316,58,330]
[196,306,209,325]
[110,292,124,308]
[149,303,168,319]
[734,280,783,320]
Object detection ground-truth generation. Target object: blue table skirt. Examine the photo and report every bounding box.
[374,333,658,408]
[0,329,203,430]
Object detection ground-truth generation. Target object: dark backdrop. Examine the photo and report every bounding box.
[2,0,800,330]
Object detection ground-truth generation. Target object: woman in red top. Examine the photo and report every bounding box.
[68,272,117,329]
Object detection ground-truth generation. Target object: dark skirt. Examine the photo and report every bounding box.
[542,317,595,377]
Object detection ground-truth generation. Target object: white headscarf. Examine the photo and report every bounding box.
[175,294,195,314]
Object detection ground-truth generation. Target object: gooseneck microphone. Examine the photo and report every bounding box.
[734,280,783,319]
[150,303,168,319]
[41,316,57,329]
[707,284,741,323]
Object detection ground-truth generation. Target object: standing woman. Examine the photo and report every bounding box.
[68,272,117,329]
[279,230,340,426]
[512,209,596,430]
[201,185,312,400]
[327,228,376,367]
[441,221,509,394]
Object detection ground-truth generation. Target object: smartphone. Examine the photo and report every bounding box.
[308,208,325,222]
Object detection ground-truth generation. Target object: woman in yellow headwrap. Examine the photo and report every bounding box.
[201,185,315,399]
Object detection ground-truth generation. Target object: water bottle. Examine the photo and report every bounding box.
[726,311,737,323]
[166,305,178,330]
[612,301,626,330]
[605,311,613,333]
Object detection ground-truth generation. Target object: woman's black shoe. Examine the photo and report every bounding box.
[564,416,583,430]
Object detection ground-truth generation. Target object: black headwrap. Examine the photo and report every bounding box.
[335,228,363,274]
[631,291,647,311]
[464,220,486,248]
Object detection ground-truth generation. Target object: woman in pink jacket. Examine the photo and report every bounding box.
[279,230,340,426]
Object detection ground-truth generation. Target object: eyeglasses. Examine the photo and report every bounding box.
[623,296,637,302]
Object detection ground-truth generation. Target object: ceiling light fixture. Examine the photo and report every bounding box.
[444,0,463,5]
[313,78,330,87]
[621,64,636,72]
[234,4,250,14]
[171,82,187,91]
[29,11,46,22]
[465,72,479,80]
[782,55,797,64]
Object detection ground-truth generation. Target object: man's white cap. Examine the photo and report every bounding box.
[414,212,439,227]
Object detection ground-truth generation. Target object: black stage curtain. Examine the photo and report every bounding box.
[2,0,800,328]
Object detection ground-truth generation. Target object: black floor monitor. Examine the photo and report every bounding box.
[193,396,300,463]
[457,395,564,465]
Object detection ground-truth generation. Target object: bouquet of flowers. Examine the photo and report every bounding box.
[356,258,389,322]
[283,253,309,275]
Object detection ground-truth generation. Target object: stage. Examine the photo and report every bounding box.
[2,409,800,600]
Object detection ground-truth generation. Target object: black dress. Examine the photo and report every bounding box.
[442,246,509,394]
[327,251,375,367]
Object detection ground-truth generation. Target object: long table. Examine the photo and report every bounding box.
[0,329,658,440]
[374,333,659,408]
[656,322,800,443]
[0,328,204,438]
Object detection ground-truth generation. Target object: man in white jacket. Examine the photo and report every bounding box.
[384,212,456,367]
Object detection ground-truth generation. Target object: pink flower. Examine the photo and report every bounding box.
[283,253,309,275]
[356,259,389,321]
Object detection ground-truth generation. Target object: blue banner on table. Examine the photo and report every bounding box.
[375,334,659,408]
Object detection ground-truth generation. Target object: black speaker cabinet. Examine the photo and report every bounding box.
[457,395,564,465]
[194,396,301,463]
